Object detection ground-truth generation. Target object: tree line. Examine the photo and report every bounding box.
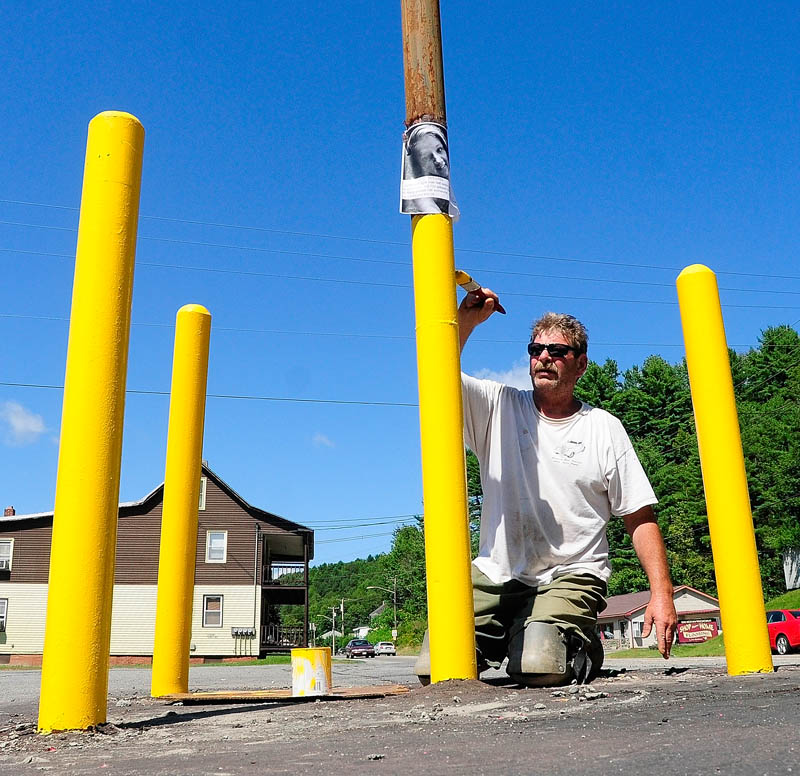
[286,325,800,645]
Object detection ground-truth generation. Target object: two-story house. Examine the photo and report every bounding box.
[0,464,313,665]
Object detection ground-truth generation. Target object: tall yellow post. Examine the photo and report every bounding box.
[151,304,212,697]
[676,264,773,675]
[412,214,477,682]
[38,112,145,732]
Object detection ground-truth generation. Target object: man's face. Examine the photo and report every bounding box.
[412,133,449,177]
[529,329,587,393]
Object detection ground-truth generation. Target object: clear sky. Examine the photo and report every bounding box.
[2,2,798,566]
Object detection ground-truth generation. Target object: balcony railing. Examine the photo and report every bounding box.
[263,562,306,586]
[261,623,305,648]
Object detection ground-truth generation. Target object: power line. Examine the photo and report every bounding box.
[304,513,419,526]
[3,202,800,282]
[3,246,800,309]
[0,381,418,408]
[1,312,775,349]
[309,518,418,532]
[5,224,800,297]
[316,530,400,544]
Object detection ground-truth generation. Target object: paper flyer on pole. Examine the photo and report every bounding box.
[399,122,460,220]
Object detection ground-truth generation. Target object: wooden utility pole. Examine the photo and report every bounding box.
[401,0,447,126]
[401,0,477,683]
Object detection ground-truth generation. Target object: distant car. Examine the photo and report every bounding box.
[344,639,375,658]
[766,609,800,655]
[374,641,396,656]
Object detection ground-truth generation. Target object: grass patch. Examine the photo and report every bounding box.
[765,589,800,610]
[196,655,292,667]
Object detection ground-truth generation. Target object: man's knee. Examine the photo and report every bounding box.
[506,621,603,687]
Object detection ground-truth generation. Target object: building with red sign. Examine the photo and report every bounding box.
[596,586,720,650]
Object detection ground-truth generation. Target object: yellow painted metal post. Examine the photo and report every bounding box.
[676,264,773,675]
[412,214,477,682]
[38,112,145,732]
[151,305,212,697]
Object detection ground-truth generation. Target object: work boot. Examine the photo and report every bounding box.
[506,621,572,687]
[574,631,604,683]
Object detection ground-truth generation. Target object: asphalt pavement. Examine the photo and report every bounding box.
[2,654,799,775]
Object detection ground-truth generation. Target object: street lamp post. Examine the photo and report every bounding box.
[317,612,337,655]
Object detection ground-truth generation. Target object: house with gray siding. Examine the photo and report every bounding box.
[0,465,313,664]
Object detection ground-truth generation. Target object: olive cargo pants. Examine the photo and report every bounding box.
[472,565,607,668]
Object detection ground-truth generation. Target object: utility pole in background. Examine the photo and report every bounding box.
[400,0,477,682]
[330,607,338,655]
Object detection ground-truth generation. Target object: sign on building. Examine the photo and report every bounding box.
[677,620,718,643]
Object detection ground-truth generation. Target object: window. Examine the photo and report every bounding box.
[203,595,223,627]
[0,539,12,571]
[199,476,207,511]
[633,621,643,638]
[0,599,7,632]
[205,531,227,563]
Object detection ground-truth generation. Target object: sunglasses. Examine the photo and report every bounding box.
[527,342,580,358]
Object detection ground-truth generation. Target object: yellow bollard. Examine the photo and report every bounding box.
[676,264,773,675]
[38,112,145,732]
[151,305,212,697]
[411,213,477,682]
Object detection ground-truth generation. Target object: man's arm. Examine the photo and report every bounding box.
[458,286,501,352]
[622,506,678,658]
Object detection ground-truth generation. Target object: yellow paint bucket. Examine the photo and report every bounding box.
[291,647,332,697]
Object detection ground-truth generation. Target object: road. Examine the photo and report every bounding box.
[3,655,799,774]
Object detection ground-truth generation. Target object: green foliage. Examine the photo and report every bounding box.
[466,449,482,558]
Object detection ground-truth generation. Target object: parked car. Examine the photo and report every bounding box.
[374,641,396,656]
[344,639,375,658]
[766,609,800,655]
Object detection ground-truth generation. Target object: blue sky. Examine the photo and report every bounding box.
[2,2,798,565]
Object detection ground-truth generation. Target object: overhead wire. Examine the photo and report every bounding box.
[0,381,419,407]
[2,244,800,309]
[3,198,800,282]
[3,205,800,283]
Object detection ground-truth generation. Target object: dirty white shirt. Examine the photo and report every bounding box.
[462,373,657,586]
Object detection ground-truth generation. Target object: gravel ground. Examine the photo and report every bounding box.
[2,655,799,775]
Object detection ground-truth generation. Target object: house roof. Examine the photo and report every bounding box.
[369,603,388,619]
[598,585,720,619]
[0,464,313,558]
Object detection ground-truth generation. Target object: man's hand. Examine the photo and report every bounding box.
[458,286,501,352]
[641,593,678,659]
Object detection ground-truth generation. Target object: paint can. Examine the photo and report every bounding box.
[291,647,332,697]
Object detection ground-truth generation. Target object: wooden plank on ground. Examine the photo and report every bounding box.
[160,684,411,704]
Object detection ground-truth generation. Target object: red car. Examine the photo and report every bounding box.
[766,609,800,655]
[343,639,375,658]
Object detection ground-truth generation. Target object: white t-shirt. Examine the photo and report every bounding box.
[462,373,657,586]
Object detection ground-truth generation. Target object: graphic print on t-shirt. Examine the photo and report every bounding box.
[552,439,586,466]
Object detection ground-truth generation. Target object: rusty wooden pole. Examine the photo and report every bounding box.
[401,0,447,126]
[401,0,477,683]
